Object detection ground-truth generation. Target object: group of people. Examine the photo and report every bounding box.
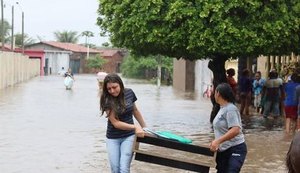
[226,68,256,116]
[54,68,297,172]
[226,68,300,134]
[100,73,247,173]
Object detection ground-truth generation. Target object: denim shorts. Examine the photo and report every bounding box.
[263,100,280,117]
[216,142,247,173]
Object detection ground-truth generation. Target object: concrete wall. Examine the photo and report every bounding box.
[225,59,238,81]
[195,60,213,96]
[0,52,40,89]
[174,59,237,94]
[173,59,195,91]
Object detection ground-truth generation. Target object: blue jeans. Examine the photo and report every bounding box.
[216,142,247,173]
[263,100,280,117]
[106,135,135,173]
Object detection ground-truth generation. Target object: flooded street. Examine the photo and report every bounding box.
[0,75,291,173]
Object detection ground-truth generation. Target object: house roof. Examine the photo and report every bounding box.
[41,41,102,53]
[0,43,15,51]
[26,41,125,58]
[99,49,121,57]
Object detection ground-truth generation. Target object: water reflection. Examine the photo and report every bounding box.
[0,75,291,173]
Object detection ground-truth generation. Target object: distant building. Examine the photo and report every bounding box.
[25,42,126,75]
[26,41,102,75]
[98,49,125,73]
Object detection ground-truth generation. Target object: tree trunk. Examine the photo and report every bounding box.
[208,54,228,123]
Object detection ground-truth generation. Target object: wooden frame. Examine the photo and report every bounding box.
[134,134,215,173]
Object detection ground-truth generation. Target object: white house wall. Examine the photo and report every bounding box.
[46,52,70,75]
[195,60,213,97]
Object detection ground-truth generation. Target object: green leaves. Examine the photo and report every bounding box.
[97,0,300,60]
[121,54,173,79]
[54,30,79,43]
[86,55,107,69]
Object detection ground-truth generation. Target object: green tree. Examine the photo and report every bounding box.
[121,54,173,81]
[54,30,79,43]
[97,0,300,121]
[0,19,11,43]
[102,42,110,47]
[86,54,107,70]
[81,31,94,46]
[14,33,36,46]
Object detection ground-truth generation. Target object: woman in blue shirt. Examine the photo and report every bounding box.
[100,73,146,173]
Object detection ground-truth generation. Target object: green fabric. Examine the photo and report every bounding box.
[156,131,192,144]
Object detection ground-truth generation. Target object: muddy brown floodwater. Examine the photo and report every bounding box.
[0,75,292,173]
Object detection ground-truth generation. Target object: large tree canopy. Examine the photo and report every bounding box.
[97,0,300,122]
[97,0,300,59]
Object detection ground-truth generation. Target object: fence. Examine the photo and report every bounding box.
[0,51,40,89]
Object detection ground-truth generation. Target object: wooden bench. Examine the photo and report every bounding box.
[133,134,215,173]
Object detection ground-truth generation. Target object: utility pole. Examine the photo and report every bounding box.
[85,34,89,59]
[11,5,14,51]
[157,55,162,88]
[82,31,94,59]
[16,1,24,54]
[1,0,4,50]
[21,11,24,53]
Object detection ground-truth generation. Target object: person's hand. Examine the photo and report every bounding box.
[209,139,220,152]
[135,125,145,138]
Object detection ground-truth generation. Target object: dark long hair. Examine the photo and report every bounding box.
[226,68,235,77]
[100,73,126,117]
[215,83,235,103]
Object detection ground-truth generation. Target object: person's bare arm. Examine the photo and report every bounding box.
[210,126,240,152]
[133,103,146,128]
[132,103,146,137]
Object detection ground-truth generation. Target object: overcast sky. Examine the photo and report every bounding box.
[3,0,109,46]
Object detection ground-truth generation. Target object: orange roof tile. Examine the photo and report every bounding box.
[99,49,121,57]
[42,41,102,53]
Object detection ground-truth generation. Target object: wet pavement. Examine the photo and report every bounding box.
[0,75,292,173]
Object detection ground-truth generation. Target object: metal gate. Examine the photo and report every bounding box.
[44,58,49,75]
[69,59,80,74]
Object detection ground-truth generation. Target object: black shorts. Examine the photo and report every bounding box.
[216,142,247,173]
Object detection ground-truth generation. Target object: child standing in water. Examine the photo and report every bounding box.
[253,71,265,113]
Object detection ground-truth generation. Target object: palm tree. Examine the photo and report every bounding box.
[53,30,79,43]
[81,31,95,59]
[81,31,94,46]
[0,19,11,43]
[14,33,36,46]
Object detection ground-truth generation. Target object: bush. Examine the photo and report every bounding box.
[86,55,107,70]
